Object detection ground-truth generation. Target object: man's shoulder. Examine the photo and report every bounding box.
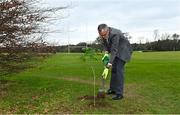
[109,27,122,35]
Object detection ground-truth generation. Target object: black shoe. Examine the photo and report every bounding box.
[107,89,116,95]
[112,94,123,100]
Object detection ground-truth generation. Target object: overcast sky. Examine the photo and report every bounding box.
[41,0,180,45]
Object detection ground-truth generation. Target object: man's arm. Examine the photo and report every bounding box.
[102,39,110,53]
[109,35,119,64]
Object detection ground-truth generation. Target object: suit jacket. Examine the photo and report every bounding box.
[102,27,133,63]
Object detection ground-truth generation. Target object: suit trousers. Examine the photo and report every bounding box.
[110,57,126,95]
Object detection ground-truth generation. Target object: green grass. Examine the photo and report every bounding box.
[0,52,180,114]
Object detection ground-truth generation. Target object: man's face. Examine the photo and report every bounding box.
[98,29,109,40]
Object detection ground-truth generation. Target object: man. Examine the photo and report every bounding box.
[97,24,132,100]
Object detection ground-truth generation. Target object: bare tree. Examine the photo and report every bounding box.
[172,33,180,40]
[161,33,170,40]
[153,29,159,41]
[0,0,68,76]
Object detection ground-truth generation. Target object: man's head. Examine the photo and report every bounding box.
[98,24,109,40]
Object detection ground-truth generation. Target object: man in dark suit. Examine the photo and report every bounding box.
[97,24,133,100]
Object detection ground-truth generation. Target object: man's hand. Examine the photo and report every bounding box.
[106,63,112,68]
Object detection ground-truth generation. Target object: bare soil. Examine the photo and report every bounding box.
[78,93,106,100]
[77,94,115,108]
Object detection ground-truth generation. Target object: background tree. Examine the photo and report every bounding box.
[0,0,68,76]
[153,29,159,41]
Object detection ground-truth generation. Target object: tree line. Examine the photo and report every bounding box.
[132,33,180,51]
[53,33,180,53]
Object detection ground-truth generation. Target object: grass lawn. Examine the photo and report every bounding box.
[0,52,180,114]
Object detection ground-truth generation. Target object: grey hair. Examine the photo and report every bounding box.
[97,24,108,32]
